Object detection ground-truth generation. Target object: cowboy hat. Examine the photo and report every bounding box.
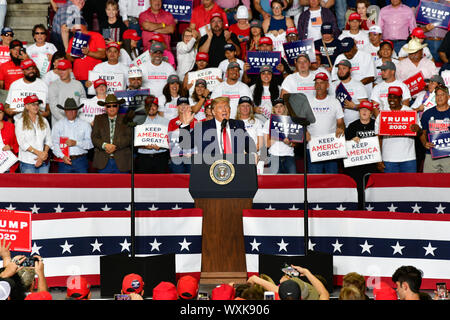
[57,97,83,111]
[97,94,125,106]
[403,38,428,54]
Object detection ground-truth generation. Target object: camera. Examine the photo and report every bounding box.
[264,291,275,300]
[20,256,39,267]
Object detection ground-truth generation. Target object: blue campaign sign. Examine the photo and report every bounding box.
[70,32,90,58]
[114,89,151,114]
[416,0,450,29]
[247,51,282,75]
[283,39,315,66]
[162,0,193,22]
[429,131,450,159]
[269,114,304,143]
[335,82,352,108]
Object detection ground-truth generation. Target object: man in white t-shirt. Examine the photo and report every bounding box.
[211,61,252,119]
[281,53,317,98]
[90,42,129,90]
[306,72,345,173]
[370,60,411,115]
[338,13,369,52]
[79,78,107,125]
[332,37,376,96]
[5,59,50,121]
[140,42,176,98]
[375,86,420,173]
[329,59,368,127]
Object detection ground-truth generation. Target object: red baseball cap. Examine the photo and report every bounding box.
[56,59,72,70]
[286,27,298,35]
[259,37,273,46]
[25,291,53,300]
[388,86,403,96]
[177,275,199,300]
[314,72,329,81]
[348,12,361,21]
[66,276,91,300]
[152,281,178,300]
[373,282,398,300]
[106,42,121,51]
[210,12,223,22]
[20,59,36,70]
[122,273,144,294]
[150,33,165,43]
[123,29,141,41]
[152,96,159,106]
[358,100,374,111]
[212,284,235,300]
[93,78,107,89]
[196,52,209,62]
[23,94,42,105]
[411,27,426,39]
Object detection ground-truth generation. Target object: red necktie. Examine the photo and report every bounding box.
[222,126,232,154]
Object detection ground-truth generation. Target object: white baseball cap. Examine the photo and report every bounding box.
[236,5,248,20]
[369,25,382,34]
[0,281,11,300]
[128,66,143,78]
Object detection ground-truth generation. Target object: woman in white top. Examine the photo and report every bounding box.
[263,98,297,174]
[235,96,264,151]
[189,78,210,121]
[250,65,281,122]
[15,95,52,173]
[26,24,57,77]
[176,27,199,80]
[159,74,187,121]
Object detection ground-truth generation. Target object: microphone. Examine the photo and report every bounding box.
[221,119,228,132]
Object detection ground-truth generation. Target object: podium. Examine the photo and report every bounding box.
[189,155,258,284]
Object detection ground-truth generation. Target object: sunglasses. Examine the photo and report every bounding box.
[34,32,46,35]
[105,104,119,108]
[2,33,13,37]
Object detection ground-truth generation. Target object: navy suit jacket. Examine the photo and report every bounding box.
[181,118,256,157]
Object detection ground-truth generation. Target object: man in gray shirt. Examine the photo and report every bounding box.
[48,59,86,127]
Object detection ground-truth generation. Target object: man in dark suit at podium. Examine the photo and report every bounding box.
[178,96,256,161]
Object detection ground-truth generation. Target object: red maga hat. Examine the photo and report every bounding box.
[93,78,107,89]
[358,100,374,111]
[411,27,426,39]
[388,86,403,96]
[196,52,209,62]
[123,29,141,41]
[259,36,273,45]
[314,72,329,81]
[348,13,361,21]
[122,273,144,294]
[20,59,36,70]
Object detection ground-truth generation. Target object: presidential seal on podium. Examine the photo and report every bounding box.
[210,159,235,185]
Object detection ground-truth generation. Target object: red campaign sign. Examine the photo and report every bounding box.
[0,209,32,252]
[379,110,417,136]
[403,72,426,96]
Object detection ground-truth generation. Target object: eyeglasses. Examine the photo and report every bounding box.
[105,104,119,108]
[34,32,46,35]
[2,33,13,37]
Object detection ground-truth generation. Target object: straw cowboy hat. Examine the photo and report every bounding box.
[403,38,428,54]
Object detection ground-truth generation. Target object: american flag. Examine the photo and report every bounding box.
[0,173,358,287]
[243,210,450,289]
[365,173,450,214]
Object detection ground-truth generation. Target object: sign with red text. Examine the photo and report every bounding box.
[87,71,125,95]
[79,97,106,124]
[403,72,426,96]
[129,50,151,70]
[134,123,169,149]
[429,131,450,159]
[343,136,382,168]
[379,110,418,136]
[309,133,347,162]
[0,150,18,173]
[9,90,47,112]
[187,68,222,92]
[0,209,32,252]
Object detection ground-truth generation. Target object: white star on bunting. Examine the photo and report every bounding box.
[360,240,373,254]
[78,204,88,212]
[435,204,446,214]
[277,239,289,252]
[312,204,323,211]
[119,239,131,252]
[411,203,421,213]
[30,204,40,214]
[391,241,405,255]
[179,238,192,251]
[332,239,343,253]
[365,204,374,211]
[172,204,182,210]
[60,240,74,254]
[31,242,42,255]
[265,205,276,210]
[150,238,162,252]
[387,204,397,212]
[336,204,346,211]
[148,204,159,211]
[250,238,261,252]
[90,239,103,253]
[54,204,64,213]
[308,239,316,251]
[5,204,16,211]
[423,242,437,256]
[101,204,111,211]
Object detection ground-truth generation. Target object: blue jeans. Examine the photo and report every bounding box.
[424,38,443,62]
[98,158,122,173]
[306,150,339,174]
[334,0,347,30]
[20,161,50,173]
[58,155,89,173]
[169,157,191,173]
[268,155,297,174]
[392,40,407,57]
[384,160,416,173]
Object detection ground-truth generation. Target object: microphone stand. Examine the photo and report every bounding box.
[128,119,137,258]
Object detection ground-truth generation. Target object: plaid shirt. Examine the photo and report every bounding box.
[52,2,83,35]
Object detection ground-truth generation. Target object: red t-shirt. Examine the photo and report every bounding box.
[67,31,106,80]
[0,60,23,90]
[191,3,228,31]
[229,24,250,60]
[168,116,197,133]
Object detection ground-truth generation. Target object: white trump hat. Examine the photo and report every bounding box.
[128,66,143,78]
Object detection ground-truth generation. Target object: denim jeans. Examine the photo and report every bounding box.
[383,160,416,173]
[424,38,443,62]
[20,161,50,173]
[392,40,408,57]
[58,155,89,173]
[306,150,339,174]
[170,157,191,173]
[334,0,347,30]
[268,155,297,174]
[98,158,123,173]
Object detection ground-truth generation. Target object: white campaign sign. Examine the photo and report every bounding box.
[0,150,18,174]
[187,68,222,93]
[343,136,382,168]
[134,123,169,149]
[78,98,105,124]
[87,71,125,95]
[9,90,47,113]
[309,133,347,162]
[129,50,151,70]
